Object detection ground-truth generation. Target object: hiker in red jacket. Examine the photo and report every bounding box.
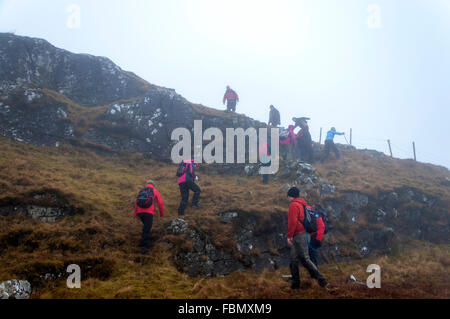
[134,180,164,254]
[287,187,328,289]
[177,159,201,216]
[309,213,325,267]
[223,86,239,113]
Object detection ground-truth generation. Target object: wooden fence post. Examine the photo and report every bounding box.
[387,139,393,157]
[413,142,416,161]
[319,127,322,145]
[350,128,352,145]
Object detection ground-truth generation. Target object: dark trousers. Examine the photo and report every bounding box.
[137,213,153,248]
[297,133,313,163]
[178,181,201,215]
[309,246,319,268]
[321,140,340,163]
[289,235,326,287]
[262,161,271,184]
[227,100,237,112]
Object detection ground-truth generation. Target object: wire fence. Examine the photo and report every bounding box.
[314,128,447,168]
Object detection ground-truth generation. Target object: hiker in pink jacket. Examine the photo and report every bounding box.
[280,125,296,162]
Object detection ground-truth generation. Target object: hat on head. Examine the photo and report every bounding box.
[146,179,155,186]
[287,187,300,198]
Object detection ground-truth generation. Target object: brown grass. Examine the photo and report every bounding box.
[0,137,448,299]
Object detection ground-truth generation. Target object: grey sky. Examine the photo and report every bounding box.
[1,0,449,169]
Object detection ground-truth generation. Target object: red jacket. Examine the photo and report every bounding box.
[287,198,326,242]
[315,216,325,241]
[223,89,239,104]
[287,198,307,238]
[133,184,164,218]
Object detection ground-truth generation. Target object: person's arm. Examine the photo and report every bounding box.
[223,93,227,104]
[287,204,298,239]
[154,189,164,217]
[236,92,239,102]
[337,132,345,136]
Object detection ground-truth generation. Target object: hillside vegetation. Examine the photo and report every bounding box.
[0,137,448,299]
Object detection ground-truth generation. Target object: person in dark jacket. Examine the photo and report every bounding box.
[320,127,345,163]
[293,117,313,163]
[287,187,328,289]
[268,105,281,127]
[177,159,201,215]
[260,137,272,184]
[133,180,164,254]
[223,86,239,112]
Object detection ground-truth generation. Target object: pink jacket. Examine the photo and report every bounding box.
[280,125,296,147]
[177,160,198,184]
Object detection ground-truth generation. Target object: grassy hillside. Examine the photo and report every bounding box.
[0,137,448,299]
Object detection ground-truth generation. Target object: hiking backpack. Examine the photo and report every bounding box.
[136,187,154,209]
[176,163,185,177]
[301,204,333,234]
[279,128,290,139]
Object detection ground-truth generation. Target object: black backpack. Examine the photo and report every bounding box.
[176,163,185,177]
[136,187,154,209]
[301,204,333,234]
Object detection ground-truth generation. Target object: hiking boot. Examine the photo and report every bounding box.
[192,204,202,209]
[178,211,185,216]
[290,283,300,290]
[318,278,328,288]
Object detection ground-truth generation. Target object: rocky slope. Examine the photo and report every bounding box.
[0,33,265,160]
[0,34,449,298]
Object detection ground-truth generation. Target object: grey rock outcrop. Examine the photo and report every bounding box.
[167,219,189,235]
[0,33,266,160]
[0,280,31,299]
[0,33,147,107]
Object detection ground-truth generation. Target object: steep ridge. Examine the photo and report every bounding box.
[0,34,449,298]
[0,33,265,160]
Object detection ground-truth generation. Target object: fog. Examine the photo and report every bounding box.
[1,0,449,168]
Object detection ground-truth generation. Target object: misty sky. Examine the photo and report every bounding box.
[1,0,449,169]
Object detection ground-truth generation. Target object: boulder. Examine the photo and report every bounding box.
[220,212,238,224]
[0,280,31,299]
[167,219,189,235]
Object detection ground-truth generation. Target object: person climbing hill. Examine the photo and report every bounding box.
[320,127,345,163]
[293,117,313,163]
[280,125,297,162]
[177,159,201,216]
[133,180,164,254]
[223,86,239,113]
[286,187,328,289]
[268,105,281,127]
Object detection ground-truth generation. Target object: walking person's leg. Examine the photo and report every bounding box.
[331,142,340,159]
[188,181,201,208]
[309,245,319,268]
[138,213,154,253]
[320,141,331,163]
[289,241,301,289]
[178,183,190,215]
[294,235,327,287]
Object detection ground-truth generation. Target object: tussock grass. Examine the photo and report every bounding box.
[0,137,448,298]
